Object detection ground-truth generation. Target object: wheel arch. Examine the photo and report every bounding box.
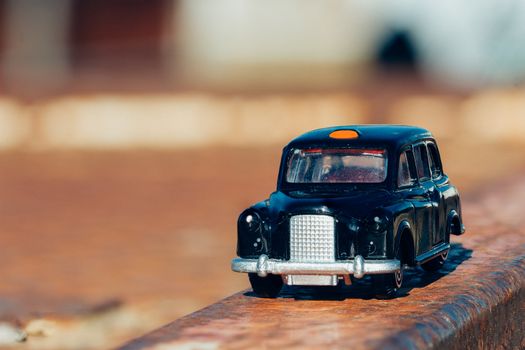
[448,210,464,236]
[395,220,416,266]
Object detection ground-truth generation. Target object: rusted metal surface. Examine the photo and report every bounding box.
[0,145,523,348]
[0,150,281,347]
[119,174,525,350]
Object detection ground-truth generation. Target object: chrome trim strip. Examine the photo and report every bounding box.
[231,254,400,279]
[415,243,450,265]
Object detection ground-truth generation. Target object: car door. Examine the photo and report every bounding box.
[412,143,438,253]
[397,147,433,256]
[427,141,447,245]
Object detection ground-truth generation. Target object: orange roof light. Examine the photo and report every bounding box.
[329,129,359,139]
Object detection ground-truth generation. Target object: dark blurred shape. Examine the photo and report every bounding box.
[0,1,5,51]
[377,30,418,70]
[1,0,73,94]
[70,0,168,70]
[0,2,6,90]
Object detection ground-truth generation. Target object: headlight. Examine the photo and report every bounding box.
[369,215,388,232]
[347,218,360,232]
[365,215,389,257]
[238,210,268,255]
[240,211,262,232]
[239,210,268,238]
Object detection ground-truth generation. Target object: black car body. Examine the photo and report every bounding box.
[232,125,464,298]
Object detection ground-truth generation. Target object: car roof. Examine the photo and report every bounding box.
[286,125,433,151]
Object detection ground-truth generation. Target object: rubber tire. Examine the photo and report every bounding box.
[421,249,448,272]
[372,267,404,299]
[249,273,283,298]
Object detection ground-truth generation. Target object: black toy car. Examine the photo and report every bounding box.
[232,125,465,298]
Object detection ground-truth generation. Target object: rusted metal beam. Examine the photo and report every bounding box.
[119,175,525,350]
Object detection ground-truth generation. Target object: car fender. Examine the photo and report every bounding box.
[395,220,412,250]
[447,209,464,235]
[393,218,417,266]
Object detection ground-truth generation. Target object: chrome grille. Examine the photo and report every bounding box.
[290,215,335,262]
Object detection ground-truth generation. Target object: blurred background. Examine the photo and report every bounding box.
[1,0,525,348]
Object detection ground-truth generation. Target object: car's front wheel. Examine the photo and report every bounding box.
[248,273,283,298]
[372,245,405,299]
[371,266,404,299]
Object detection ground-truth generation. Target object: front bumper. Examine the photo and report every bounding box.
[231,254,400,279]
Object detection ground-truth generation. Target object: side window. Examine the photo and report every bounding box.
[398,150,417,187]
[414,144,431,181]
[427,142,443,179]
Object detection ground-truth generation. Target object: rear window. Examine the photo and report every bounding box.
[427,142,443,179]
[398,150,417,187]
[286,148,387,184]
[414,144,431,181]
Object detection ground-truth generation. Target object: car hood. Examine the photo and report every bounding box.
[266,189,396,220]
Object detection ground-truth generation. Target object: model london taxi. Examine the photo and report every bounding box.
[232,125,465,298]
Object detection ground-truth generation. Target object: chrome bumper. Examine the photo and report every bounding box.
[231,254,400,279]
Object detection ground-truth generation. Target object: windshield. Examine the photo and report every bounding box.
[285,148,387,184]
